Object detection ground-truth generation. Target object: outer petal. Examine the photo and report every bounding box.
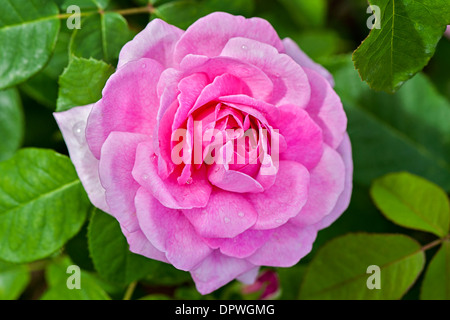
[135,188,212,271]
[314,134,353,230]
[182,190,258,239]
[53,105,108,212]
[278,105,323,169]
[236,267,260,285]
[174,12,284,63]
[86,58,164,159]
[120,225,168,263]
[282,37,334,87]
[132,141,212,209]
[290,145,345,227]
[118,18,184,68]
[247,223,317,267]
[304,68,347,149]
[247,161,310,230]
[98,132,149,232]
[220,37,310,108]
[190,250,256,295]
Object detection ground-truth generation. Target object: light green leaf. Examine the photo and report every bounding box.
[42,256,110,300]
[88,209,160,285]
[277,0,326,28]
[299,233,425,300]
[0,149,90,263]
[323,55,450,192]
[69,12,133,64]
[154,0,255,30]
[60,0,110,10]
[0,88,23,162]
[421,240,450,300]
[57,56,114,112]
[0,260,30,300]
[353,0,450,92]
[0,0,60,89]
[371,172,450,237]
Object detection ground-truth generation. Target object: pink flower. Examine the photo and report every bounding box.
[242,270,280,300]
[54,12,352,295]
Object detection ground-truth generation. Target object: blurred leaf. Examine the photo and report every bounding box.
[69,12,133,65]
[42,255,110,300]
[294,30,349,61]
[0,149,90,263]
[154,0,255,29]
[323,55,450,192]
[57,56,114,112]
[0,88,24,162]
[277,265,306,300]
[299,233,425,300]
[19,31,71,109]
[88,209,161,285]
[0,0,60,89]
[371,172,450,237]
[277,0,326,28]
[60,0,110,10]
[353,0,450,92]
[0,260,30,300]
[65,220,95,271]
[140,294,172,300]
[420,240,450,300]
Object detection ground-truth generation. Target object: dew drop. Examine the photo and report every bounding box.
[142,174,149,181]
[275,219,283,224]
[241,44,248,50]
[141,63,146,69]
[224,217,231,224]
[72,121,85,145]
[237,212,244,218]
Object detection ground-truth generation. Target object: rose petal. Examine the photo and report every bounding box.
[86,58,164,159]
[282,37,334,87]
[120,225,168,263]
[248,223,317,267]
[118,19,184,68]
[190,250,256,295]
[183,190,258,238]
[174,12,284,63]
[236,267,260,285]
[247,161,310,230]
[290,145,345,227]
[135,188,212,271]
[53,104,108,212]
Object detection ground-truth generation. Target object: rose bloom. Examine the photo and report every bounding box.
[55,12,353,294]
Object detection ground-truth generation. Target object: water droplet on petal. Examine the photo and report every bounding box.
[224,217,231,224]
[241,44,248,50]
[238,212,244,218]
[275,219,283,224]
[72,121,85,145]
[142,174,149,181]
[141,63,146,69]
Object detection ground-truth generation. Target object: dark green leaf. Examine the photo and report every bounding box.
[0,0,60,89]
[69,12,133,64]
[0,88,23,161]
[371,172,450,237]
[277,0,326,28]
[57,56,114,112]
[0,149,90,263]
[420,240,450,300]
[60,0,110,10]
[353,0,450,92]
[88,209,160,285]
[0,260,30,300]
[299,233,425,300]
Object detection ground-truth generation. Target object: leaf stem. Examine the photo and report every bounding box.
[123,281,138,300]
[421,234,450,252]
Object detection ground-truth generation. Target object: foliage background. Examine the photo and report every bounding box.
[0,0,449,300]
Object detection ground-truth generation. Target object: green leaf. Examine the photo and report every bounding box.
[299,233,425,300]
[57,56,114,112]
[323,55,450,192]
[60,0,110,10]
[0,149,90,263]
[19,31,71,109]
[277,0,326,28]
[420,240,450,300]
[0,260,30,300]
[42,255,110,300]
[154,0,255,30]
[0,88,24,162]
[371,172,450,237]
[88,209,160,285]
[0,0,60,89]
[69,12,133,64]
[353,0,450,92]
[277,265,307,300]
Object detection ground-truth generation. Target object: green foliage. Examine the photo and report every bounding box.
[0,0,60,90]
[300,233,425,300]
[0,149,90,263]
[353,0,450,93]
[57,56,114,112]
[420,241,450,300]
[0,88,24,162]
[0,260,30,300]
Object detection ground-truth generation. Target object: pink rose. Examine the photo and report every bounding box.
[54,12,352,294]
